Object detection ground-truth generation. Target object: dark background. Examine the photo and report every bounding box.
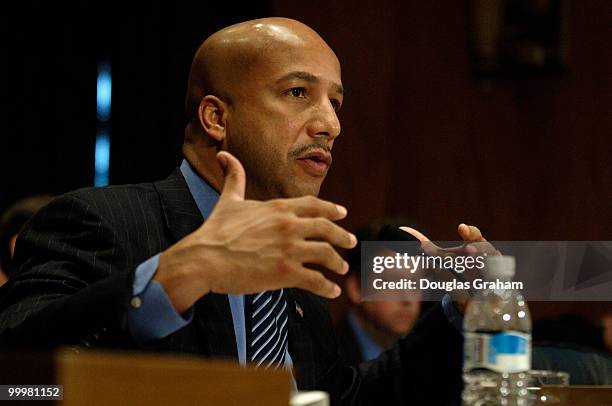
[1,1,610,323]
[271,0,612,324]
[0,1,270,206]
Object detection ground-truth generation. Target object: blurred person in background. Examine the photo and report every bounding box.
[0,195,55,285]
[335,222,423,365]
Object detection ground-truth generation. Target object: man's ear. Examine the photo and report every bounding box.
[345,273,362,305]
[9,234,17,259]
[198,95,228,142]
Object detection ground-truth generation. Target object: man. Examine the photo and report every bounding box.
[0,18,489,404]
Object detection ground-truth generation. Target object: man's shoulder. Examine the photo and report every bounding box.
[31,169,186,230]
[64,181,157,205]
[59,167,185,210]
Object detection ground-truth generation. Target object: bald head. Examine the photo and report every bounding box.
[182,17,343,200]
[185,18,337,124]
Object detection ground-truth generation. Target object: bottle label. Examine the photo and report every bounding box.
[464,331,531,373]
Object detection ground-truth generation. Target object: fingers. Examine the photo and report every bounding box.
[399,226,444,256]
[401,224,487,244]
[464,241,501,256]
[399,226,430,242]
[277,196,348,221]
[457,224,498,255]
[297,241,349,275]
[401,225,496,257]
[458,223,486,242]
[294,266,341,299]
[298,218,356,249]
[217,151,246,201]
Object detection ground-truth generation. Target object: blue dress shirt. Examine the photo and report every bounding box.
[127,160,292,370]
[346,312,384,361]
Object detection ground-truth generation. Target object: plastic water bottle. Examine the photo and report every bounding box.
[462,255,532,406]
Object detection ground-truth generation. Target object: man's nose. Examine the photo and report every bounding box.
[307,99,341,140]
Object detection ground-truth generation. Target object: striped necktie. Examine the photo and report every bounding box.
[247,289,289,369]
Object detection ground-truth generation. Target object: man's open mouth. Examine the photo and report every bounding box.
[296,150,332,176]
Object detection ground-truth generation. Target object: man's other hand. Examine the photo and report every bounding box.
[399,224,499,314]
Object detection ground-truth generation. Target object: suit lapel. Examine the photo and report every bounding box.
[286,288,316,389]
[153,168,238,360]
[153,168,203,242]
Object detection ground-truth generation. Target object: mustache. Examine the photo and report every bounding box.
[289,144,331,159]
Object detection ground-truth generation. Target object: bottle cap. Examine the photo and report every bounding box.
[484,255,515,280]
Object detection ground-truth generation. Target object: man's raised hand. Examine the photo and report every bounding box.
[155,151,356,313]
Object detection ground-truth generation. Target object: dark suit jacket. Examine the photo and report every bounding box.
[0,168,463,405]
[335,315,368,367]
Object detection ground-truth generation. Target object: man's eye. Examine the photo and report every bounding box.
[330,99,341,112]
[288,88,306,97]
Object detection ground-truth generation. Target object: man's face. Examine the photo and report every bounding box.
[359,249,422,338]
[224,38,343,199]
[361,299,422,339]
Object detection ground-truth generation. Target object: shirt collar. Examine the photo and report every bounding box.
[347,311,384,361]
[180,159,220,219]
